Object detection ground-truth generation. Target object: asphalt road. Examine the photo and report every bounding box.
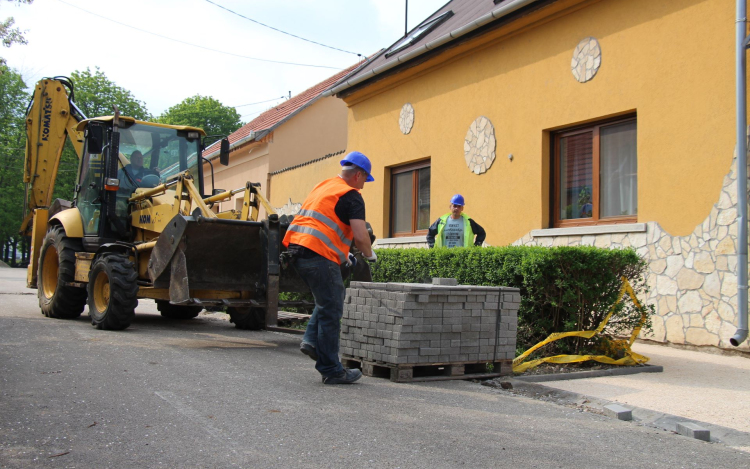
[0,267,747,468]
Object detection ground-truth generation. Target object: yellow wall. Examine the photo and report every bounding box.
[206,142,270,213]
[270,96,348,172]
[203,95,348,215]
[342,0,735,244]
[269,156,342,210]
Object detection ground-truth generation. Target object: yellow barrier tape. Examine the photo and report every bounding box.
[512,277,650,374]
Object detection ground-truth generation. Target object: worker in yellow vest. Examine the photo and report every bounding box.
[282,151,376,385]
[426,194,486,248]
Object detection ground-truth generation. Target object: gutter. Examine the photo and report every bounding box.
[731,0,748,346]
[322,0,540,97]
[203,130,258,161]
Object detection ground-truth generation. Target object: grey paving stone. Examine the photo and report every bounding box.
[343,281,518,372]
[433,278,458,286]
[677,422,711,441]
[604,404,633,421]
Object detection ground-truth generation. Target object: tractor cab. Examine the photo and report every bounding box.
[75,118,206,247]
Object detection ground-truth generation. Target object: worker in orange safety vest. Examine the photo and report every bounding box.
[282,151,376,385]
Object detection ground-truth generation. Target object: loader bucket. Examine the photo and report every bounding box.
[148,214,267,304]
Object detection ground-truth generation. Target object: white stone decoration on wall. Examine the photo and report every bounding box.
[275,197,301,216]
[399,103,414,134]
[571,37,602,83]
[464,116,496,175]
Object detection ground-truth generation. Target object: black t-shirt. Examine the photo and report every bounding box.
[335,190,365,224]
[288,189,365,258]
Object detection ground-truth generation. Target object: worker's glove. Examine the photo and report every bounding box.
[346,253,358,268]
[364,251,378,263]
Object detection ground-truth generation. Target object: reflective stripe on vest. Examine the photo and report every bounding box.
[296,208,352,248]
[286,224,348,262]
[282,176,357,264]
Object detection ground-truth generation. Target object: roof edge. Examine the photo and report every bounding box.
[269,149,346,176]
[203,89,332,161]
[322,0,540,98]
[205,60,369,160]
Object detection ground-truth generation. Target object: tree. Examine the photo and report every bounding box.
[0,64,29,264]
[70,67,151,120]
[157,95,242,137]
[1,0,33,67]
[45,67,153,204]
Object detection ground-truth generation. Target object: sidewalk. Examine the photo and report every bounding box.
[509,342,750,450]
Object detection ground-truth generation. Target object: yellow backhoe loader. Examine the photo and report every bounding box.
[21,77,309,330]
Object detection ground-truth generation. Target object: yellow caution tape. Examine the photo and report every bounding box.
[512,277,650,373]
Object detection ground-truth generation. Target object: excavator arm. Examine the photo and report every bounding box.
[20,77,86,235]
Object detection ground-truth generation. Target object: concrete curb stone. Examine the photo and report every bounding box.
[514,364,663,383]
[482,378,750,451]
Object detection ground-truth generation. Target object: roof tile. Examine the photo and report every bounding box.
[209,61,363,154]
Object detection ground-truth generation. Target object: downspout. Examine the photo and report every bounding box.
[731,0,749,346]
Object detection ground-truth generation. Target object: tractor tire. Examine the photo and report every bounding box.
[37,225,87,319]
[87,254,138,330]
[156,300,202,320]
[228,307,266,330]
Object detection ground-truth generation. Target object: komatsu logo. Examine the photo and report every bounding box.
[139,214,151,224]
[41,97,53,141]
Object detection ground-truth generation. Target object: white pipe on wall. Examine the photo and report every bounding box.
[731,0,748,346]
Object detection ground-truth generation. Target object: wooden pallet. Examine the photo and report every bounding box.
[276,311,310,325]
[342,356,511,383]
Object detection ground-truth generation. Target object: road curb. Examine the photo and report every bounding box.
[483,378,750,451]
[513,364,663,382]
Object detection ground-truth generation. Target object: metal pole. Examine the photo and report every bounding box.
[405,0,408,37]
[731,0,749,346]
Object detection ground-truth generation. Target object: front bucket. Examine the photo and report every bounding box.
[148,215,266,302]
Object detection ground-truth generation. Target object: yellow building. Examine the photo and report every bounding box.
[202,65,357,215]
[271,0,747,351]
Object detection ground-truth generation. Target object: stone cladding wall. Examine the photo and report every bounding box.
[373,239,428,249]
[513,156,749,352]
[341,279,519,371]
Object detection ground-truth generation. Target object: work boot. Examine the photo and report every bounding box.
[300,342,318,361]
[322,368,362,385]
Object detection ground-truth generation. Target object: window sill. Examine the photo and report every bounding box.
[374,236,428,247]
[531,223,646,238]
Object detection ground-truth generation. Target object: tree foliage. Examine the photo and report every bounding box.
[0,64,29,261]
[157,95,242,136]
[70,67,151,120]
[1,16,25,47]
[0,1,34,67]
[47,67,153,203]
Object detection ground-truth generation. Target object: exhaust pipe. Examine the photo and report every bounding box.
[732,0,749,346]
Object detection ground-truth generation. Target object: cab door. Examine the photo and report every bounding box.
[75,125,106,237]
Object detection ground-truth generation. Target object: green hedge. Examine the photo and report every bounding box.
[370,246,653,356]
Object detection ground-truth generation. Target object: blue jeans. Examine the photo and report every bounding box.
[292,254,346,377]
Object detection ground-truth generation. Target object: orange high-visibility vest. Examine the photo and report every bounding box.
[282,176,356,264]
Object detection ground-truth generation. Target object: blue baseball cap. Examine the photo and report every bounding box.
[340,151,374,182]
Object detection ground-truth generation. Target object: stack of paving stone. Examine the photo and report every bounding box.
[341,278,519,374]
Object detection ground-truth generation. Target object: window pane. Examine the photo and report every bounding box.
[393,172,413,233]
[416,167,431,230]
[600,121,637,218]
[559,132,593,220]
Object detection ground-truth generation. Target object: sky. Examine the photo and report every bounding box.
[2,0,449,121]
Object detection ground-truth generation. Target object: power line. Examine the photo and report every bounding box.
[204,0,362,57]
[240,107,280,120]
[233,96,287,109]
[56,0,342,70]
